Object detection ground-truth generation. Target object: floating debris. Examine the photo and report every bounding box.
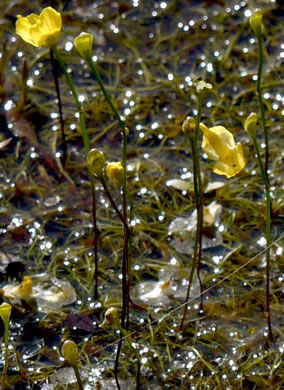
[138,279,176,305]
[1,273,76,312]
[168,201,222,254]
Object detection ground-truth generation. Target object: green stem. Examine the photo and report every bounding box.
[99,174,130,331]
[53,47,99,299]
[252,134,273,340]
[86,54,127,135]
[256,32,269,175]
[195,94,204,311]
[86,54,131,327]
[72,363,84,390]
[50,48,67,167]
[99,176,129,233]
[53,47,90,153]
[180,94,204,331]
[1,322,9,390]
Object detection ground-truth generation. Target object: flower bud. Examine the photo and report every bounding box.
[250,10,263,35]
[100,307,120,328]
[0,303,11,329]
[106,161,124,187]
[74,32,93,61]
[88,149,105,177]
[62,339,78,365]
[244,112,258,138]
[182,117,196,135]
[195,80,212,94]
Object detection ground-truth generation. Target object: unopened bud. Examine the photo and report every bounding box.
[250,10,263,35]
[100,307,120,328]
[62,339,78,365]
[195,80,213,94]
[0,303,11,328]
[74,32,93,61]
[244,112,258,138]
[182,117,196,135]
[88,149,105,177]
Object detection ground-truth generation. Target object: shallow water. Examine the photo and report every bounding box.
[0,0,284,389]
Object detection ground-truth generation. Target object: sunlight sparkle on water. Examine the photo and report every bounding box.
[65,41,73,51]
[4,100,14,111]
[257,237,266,247]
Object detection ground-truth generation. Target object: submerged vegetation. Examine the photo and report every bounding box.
[0,0,284,389]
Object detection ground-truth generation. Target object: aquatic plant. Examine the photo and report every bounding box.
[4,2,283,388]
[15,6,100,299]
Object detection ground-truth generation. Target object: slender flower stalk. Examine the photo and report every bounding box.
[75,33,132,327]
[52,46,100,299]
[250,10,269,174]
[245,113,273,340]
[101,308,141,390]
[83,52,130,326]
[0,303,11,390]
[49,49,67,167]
[179,85,206,331]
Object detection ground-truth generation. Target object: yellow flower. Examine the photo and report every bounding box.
[106,161,124,187]
[200,123,246,178]
[16,7,62,48]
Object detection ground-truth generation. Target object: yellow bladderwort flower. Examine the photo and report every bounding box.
[106,161,124,187]
[16,7,62,48]
[200,123,246,178]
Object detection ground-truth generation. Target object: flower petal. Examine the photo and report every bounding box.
[201,123,246,178]
[40,7,62,32]
[15,7,62,48]
[202,125,236,155]
[16,15,38,46]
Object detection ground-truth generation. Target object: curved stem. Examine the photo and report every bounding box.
[99,176,129,233]
[86,54,127,134]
